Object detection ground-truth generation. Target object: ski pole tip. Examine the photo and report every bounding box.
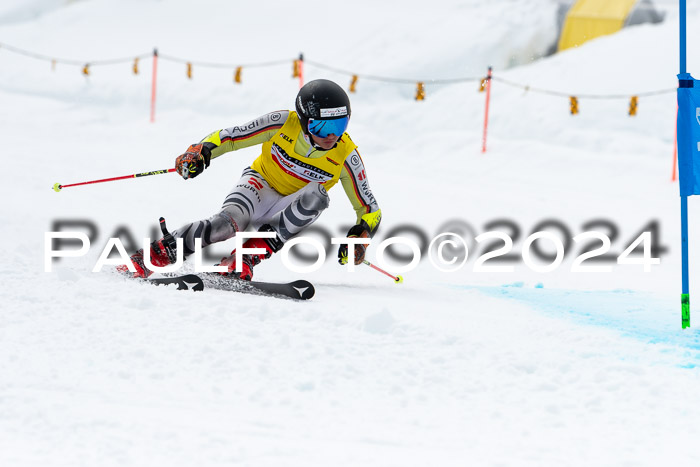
[52,183,62,192]
[395,275,404,284]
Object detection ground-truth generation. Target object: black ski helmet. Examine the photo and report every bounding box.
[295,79,351,136]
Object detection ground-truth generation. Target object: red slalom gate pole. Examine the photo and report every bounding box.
[53,168,176,192]
[150,48,158,123]
[362,260,404,284]
[482,66,493,153]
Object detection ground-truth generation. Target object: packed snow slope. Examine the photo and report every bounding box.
[3,0,700,466]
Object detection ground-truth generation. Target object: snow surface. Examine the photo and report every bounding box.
[3,0,700,465]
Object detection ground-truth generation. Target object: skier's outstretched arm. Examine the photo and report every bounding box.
[175,111,290,180]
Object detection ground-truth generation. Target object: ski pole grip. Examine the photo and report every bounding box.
[159,217,170,236]
[158,217,177,251]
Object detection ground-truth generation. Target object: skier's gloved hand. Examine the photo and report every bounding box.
[175,144,211,180]
[338,223,370,266]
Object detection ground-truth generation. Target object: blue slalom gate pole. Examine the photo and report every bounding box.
[679,0,690,328]
[681,196,690,328]
[680,0,686,74]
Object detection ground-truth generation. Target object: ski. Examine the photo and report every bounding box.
[147,273,315,300]
[148,274,205,291]
[202,273,315,300]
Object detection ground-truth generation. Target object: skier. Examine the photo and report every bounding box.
[118,79,381,280]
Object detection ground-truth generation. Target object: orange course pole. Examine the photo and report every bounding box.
[150,48,158,123]
[298,53,304,89]
[482,66,493,153]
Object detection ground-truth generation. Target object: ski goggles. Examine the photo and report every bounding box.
[307,116,350,138]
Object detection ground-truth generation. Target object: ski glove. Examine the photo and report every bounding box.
[175,144,211,180]
[338,223,370,266]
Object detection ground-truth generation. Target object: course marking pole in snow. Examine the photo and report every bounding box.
[482,66,492,153]
[677,0,696,329]
[52,168,176,192]
[679,0,689,328]
[298,53,304,89]
[150,48,158,123]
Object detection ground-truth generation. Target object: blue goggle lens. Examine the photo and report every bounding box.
[307,117,349,138]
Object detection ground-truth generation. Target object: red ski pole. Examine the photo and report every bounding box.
[53,168,176,192]
[362,260,404,283]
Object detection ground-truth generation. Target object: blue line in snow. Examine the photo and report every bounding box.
[452,283,700,361]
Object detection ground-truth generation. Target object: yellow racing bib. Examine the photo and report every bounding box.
[251,112,357,195]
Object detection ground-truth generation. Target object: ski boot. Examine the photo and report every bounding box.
[117,218,178,279]
[218,225,283,281]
